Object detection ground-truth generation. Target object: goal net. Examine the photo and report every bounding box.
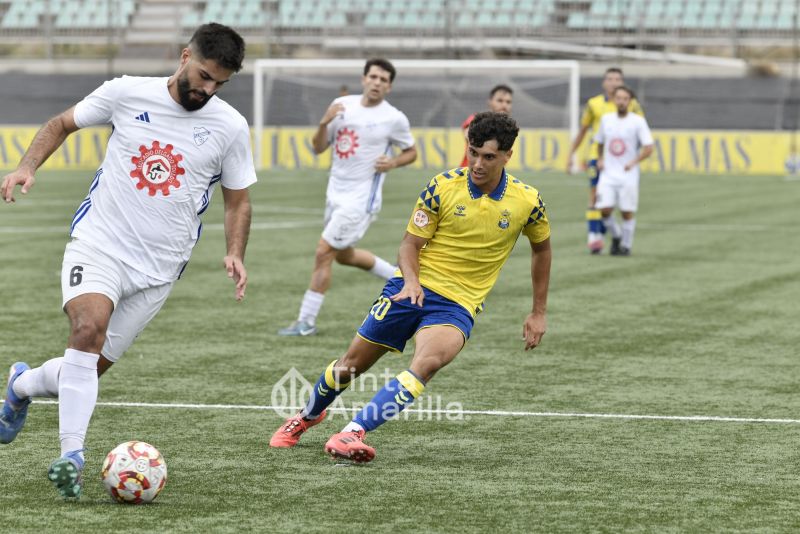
[252,59,580,172]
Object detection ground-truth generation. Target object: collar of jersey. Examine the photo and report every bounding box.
[467,168,507,201]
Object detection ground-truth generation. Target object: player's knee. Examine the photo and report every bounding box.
[314,244,337,265]
[334,248,355,265]
[412,355,450,383]
[69,320,106,352]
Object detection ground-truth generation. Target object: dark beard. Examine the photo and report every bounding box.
[177,75,212,111]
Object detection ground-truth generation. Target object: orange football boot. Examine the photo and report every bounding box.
[324,430,375,463]
[269,410,327,448]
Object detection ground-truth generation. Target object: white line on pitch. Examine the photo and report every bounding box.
[12,399,800,425]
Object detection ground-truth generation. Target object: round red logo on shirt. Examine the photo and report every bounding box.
[130,141,185,196]
[609,138,626,157]
[334,128,359,159]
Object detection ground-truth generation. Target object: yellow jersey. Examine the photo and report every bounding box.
[580,94,644,160]
[405,167,550,316]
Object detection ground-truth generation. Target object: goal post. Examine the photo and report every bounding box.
[252,59,580,171]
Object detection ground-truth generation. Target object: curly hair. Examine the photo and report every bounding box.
[467,111,519,152]
[189,23,246,73]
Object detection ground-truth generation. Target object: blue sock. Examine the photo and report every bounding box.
[587,209,603,234]
[302,360,351,419]
[352,370,426,432]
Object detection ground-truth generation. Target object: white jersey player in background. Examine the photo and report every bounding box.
[279,58,417,337]
[0,23,256,499]
[594,85,654,256]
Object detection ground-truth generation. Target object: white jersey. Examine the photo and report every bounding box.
[71,76,257,282]
[325,94,414,214]
[594,112,653,183]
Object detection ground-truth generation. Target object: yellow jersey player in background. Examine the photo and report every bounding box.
[566,67,644,254]
[269,111,552,463]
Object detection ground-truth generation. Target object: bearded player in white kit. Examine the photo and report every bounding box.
[0,23,256,499]
[594,86,654,256]
[279,58,417,336]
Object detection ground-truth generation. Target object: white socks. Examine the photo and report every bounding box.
[13,356,63,399]
[369,256,397,280]
[298,289,325,325]
[603,216,622,239]
[342,421,365,433]
[621,218,636,249]
[58,349,98,457]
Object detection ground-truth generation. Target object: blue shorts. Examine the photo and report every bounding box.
[589,159,600,187]
[357,277,474,353]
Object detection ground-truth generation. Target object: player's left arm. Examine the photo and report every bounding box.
[524,237,551,351]
[624,119,655,171]
[221,186,252,301]
[376,113,418,172]
[376,146,417,173]
[522,192,551,350]
[390,232,428,307]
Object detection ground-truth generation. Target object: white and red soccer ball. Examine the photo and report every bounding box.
[101,441,167,504]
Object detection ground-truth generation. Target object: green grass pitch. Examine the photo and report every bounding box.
[1,167,799,532]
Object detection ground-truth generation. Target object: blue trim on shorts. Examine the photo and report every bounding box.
[588,159,600,187]
[357,277,474,353]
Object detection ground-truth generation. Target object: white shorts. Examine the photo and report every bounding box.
[321,201,377,250]
[595,178,639,212]
[61,238,173,362]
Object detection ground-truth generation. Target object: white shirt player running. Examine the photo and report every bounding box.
[325,94,414,214]
[71,76,257,282]
[593,112,653,184]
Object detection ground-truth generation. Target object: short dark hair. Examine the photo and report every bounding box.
[490,84,513,97]
[189,23,245,72]
[364,58,396,82]
[614,85,635,99]
[605,67,624,77]
[468,111,519,152]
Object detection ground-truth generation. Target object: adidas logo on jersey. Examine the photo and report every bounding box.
[135,112,151,123]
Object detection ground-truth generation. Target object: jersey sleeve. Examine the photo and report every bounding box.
[630,98,645,117]
[390,112,415,150]
[522,192,551,244]
[220,117,258,190]
[461,114,474,130]
[405,175,441,240]
[73,76,127,128]
[637,117,654,147]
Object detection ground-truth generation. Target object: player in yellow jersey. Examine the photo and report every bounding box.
[566,67,644,254]
[269,112,552,463]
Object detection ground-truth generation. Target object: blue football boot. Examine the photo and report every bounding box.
[0,362,31,444]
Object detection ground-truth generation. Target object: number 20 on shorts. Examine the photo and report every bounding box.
[369,296,392,321]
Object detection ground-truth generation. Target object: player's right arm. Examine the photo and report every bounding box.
[566,123,591,173]
[312,101,345,154]
[1,106,79,203]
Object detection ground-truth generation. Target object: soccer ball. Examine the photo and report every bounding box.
[101,441,167,504]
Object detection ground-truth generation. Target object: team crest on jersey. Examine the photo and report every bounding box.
[335,128,359,159]
[129,140,185,196]
[413,209,429,228]
[609,138,626,156]
[193,127,210,146]
[498,209,511,229]
[454,204,466,217]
